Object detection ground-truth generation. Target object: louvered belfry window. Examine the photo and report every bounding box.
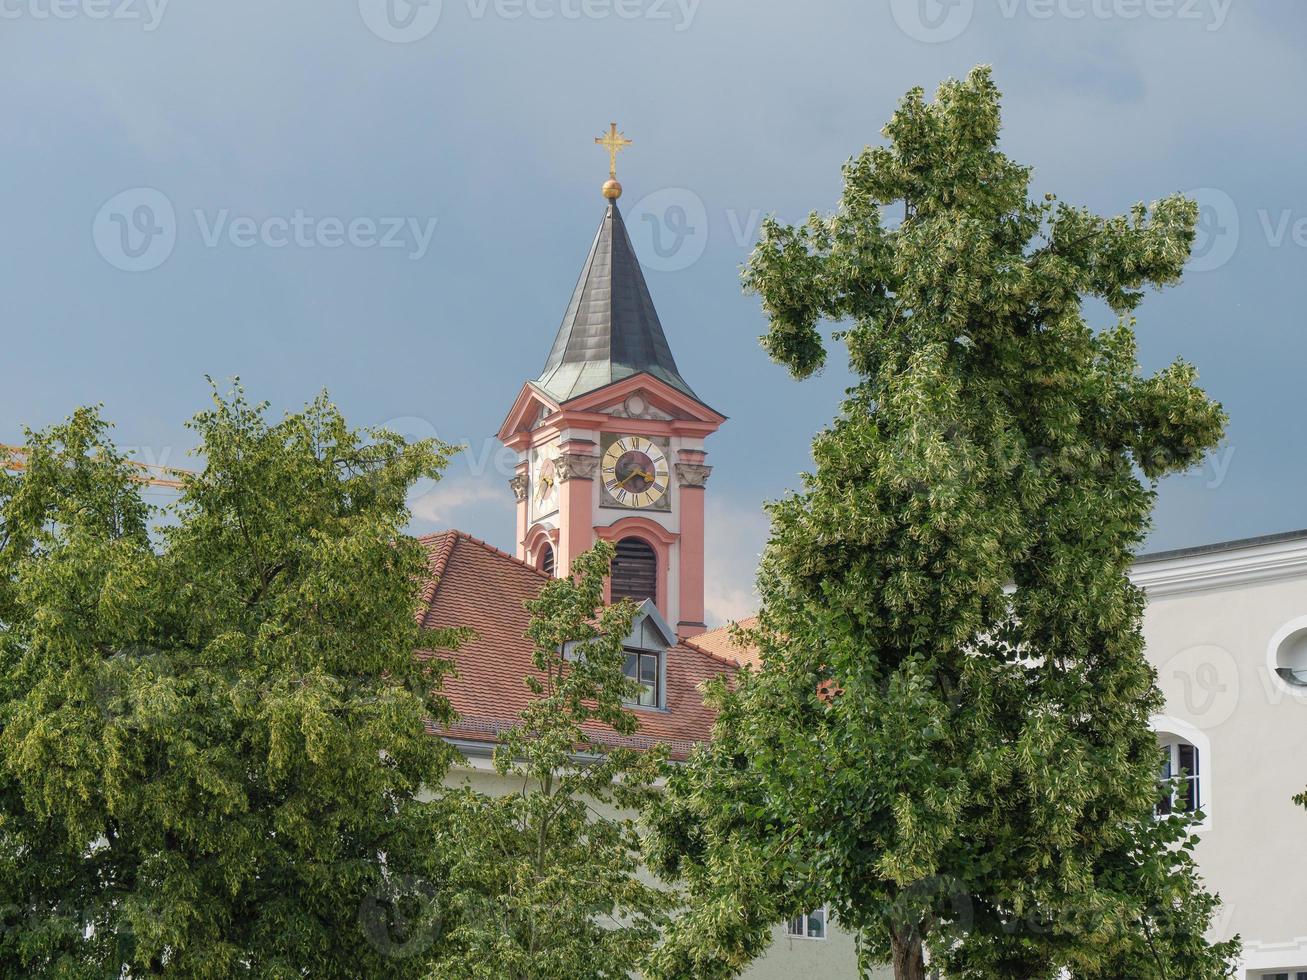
[611,537,657,604]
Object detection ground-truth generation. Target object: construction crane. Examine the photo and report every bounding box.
[1,443,191,490]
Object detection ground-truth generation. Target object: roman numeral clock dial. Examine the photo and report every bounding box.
[601,435,670,509]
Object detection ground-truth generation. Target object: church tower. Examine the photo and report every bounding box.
[497,125,724,640]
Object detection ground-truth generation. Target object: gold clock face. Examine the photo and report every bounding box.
[601,435,670,509]
[531,444,559,520]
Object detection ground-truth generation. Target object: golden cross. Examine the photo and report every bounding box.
[595,123,632,179]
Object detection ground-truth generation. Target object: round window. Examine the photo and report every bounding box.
[1268,619,1307,693]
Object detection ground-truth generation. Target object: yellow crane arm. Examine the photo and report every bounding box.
[1,443,191,490]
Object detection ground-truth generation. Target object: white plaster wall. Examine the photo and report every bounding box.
[1141,573,1307,973]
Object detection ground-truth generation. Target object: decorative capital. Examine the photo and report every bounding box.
[556,453,599,482]
[675,462,712,488]
[509,474,529,502]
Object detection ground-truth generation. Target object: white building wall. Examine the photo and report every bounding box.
[1135,534,1307,978]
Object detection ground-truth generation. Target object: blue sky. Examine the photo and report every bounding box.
[3,1,1304,624]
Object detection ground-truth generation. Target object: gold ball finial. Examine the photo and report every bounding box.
[602,178,623,200]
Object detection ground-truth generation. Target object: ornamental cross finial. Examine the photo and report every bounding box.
[595,122,632,180]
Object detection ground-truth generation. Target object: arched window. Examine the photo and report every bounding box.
[1157,739,1201,816]
[611,537,657,605]
[538,543,555,577]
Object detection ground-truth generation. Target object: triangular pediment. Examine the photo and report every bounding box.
[561,374,726,426]
[559,600,675,664]
[497,382,561,444]
[624,599,677,652]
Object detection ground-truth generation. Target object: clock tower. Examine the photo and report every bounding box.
[497,125,724,640]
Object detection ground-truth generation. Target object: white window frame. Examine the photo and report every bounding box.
[1150,715,1212,831]
[623,648,662,709]
[786,906,827,941]
[1266,615,1307,700]
[1158,740,1200,815]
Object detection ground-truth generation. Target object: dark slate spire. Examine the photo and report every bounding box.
[535,202,698,403]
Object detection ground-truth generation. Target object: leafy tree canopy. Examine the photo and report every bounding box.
[647,67,1236,980]
[1,387,463,978]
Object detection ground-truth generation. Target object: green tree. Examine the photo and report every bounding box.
[646,68,1236,980]
[431,542,674,980]
[1,389,463,977]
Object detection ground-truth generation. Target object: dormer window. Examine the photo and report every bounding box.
[624,649,661,707]
[616,599,675,711]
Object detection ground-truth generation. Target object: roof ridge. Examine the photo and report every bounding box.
[451,530,552,578]
[419,528,550,581]
[693,616,758,640]
[678,638,747,671]
[416,531,459,610]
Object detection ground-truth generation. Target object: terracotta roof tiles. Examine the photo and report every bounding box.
[688,616,761,669]
[417,530,734,759]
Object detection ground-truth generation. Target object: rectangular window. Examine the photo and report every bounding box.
[1157,742,1200,816]
[623,650,660,708]
[1176,743,1199,811]
[786,907,827,940]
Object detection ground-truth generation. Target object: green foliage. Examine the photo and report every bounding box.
[648,68,1236,980]
[1,387,463,977]
[430,543,674,980]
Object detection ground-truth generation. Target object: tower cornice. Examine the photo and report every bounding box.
[554,373,725,424]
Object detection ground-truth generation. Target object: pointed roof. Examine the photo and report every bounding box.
[535,202,699,404]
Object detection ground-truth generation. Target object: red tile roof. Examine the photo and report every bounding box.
[688,616,761,668]
[416,531,735,759]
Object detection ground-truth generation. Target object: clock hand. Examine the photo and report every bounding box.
[620,469,656,486]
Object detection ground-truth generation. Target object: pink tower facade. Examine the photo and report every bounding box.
[497,197,723,639]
